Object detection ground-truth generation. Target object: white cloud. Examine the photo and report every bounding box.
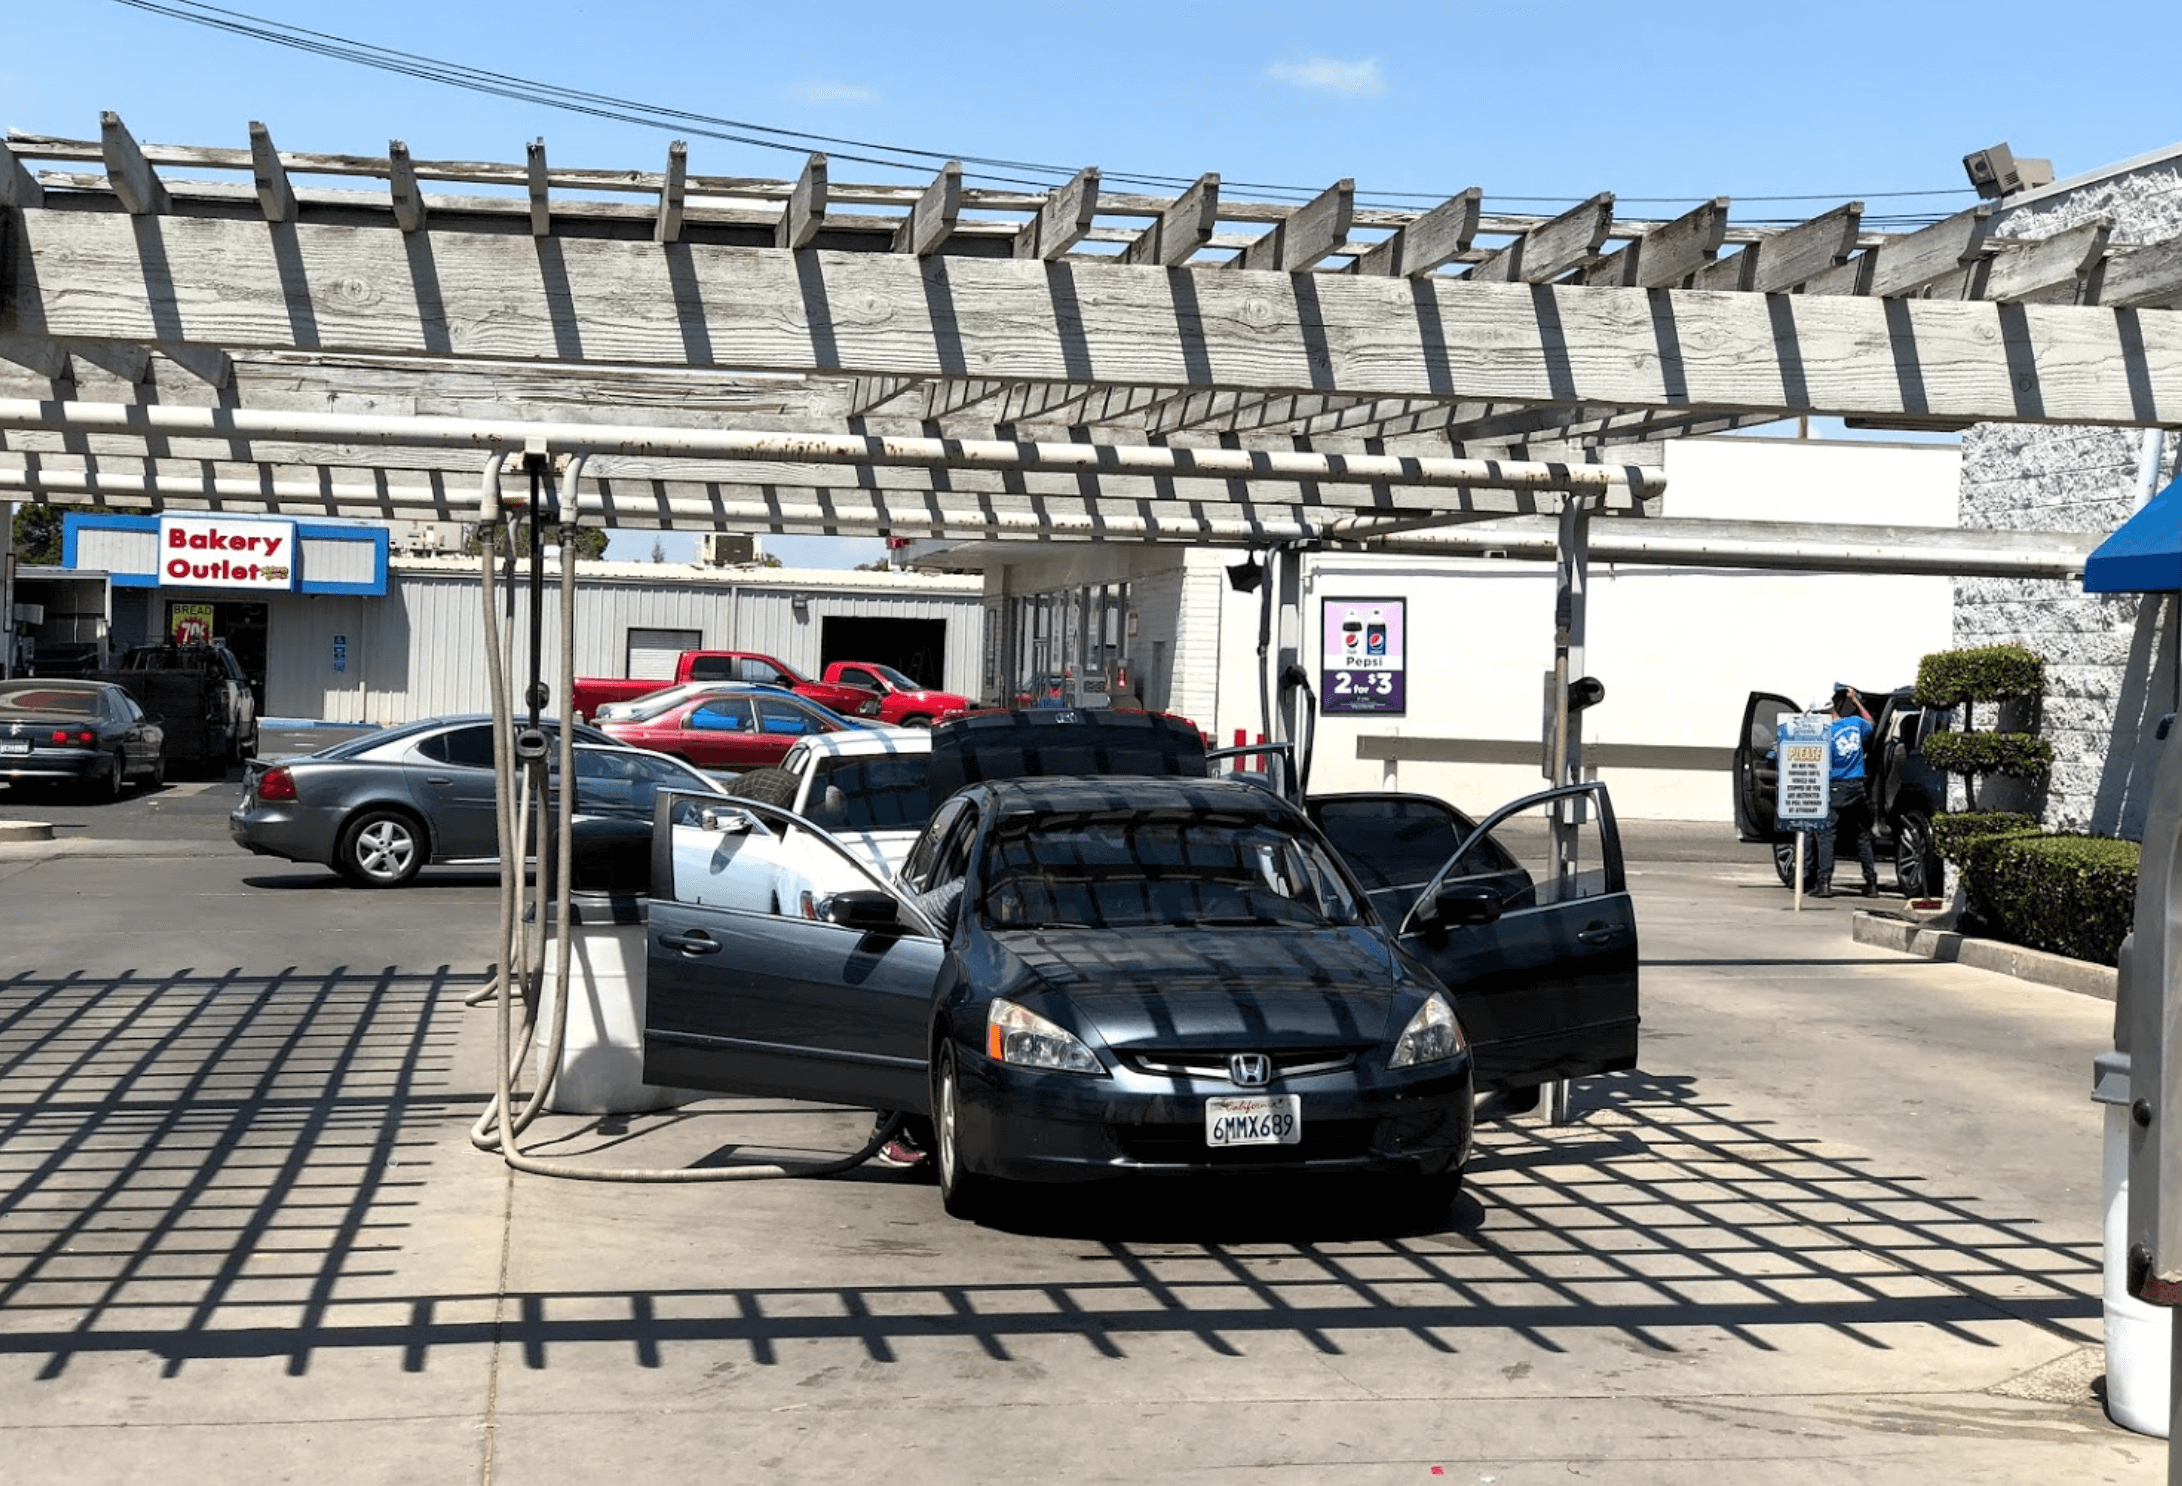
[787,79,882,105]
[1266,56,1388,98]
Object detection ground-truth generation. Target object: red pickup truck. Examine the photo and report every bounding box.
[819,662,972,728]
[572,651,878,722]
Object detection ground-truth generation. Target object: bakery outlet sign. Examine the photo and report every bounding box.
[158,517,297,590]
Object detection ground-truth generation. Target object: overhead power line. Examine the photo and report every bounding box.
[113,0,1978,221]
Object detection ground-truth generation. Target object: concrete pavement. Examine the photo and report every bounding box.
[0,812,2160,1483]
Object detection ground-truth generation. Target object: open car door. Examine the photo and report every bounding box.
[642,792,943,1114]
[1396,782,1638,1093]
[1734,691,1801,844]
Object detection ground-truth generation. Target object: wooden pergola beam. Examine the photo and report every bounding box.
[1466,192,1614,284]
[1014,167,1099,261]
[896,161,962,257]
[0,142,42,209]
[779,153,828,251]
[1234,179,1354,273]
[247,122,295,224]
[1974,216,2113,304]
[1586,198,1729,289]
[655,140,686,245]
[99,112,169,216]
[1351,188,1481,278]
[2098,237,2182,310]
[9,211,2182,425]
[525,139,551,237]
[1699,202,1862,294]
[1119,173,1219,268]
[387,140,426,235]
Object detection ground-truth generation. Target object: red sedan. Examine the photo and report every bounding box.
[596,690,858,770]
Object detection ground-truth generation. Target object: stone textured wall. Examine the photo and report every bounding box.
[1953,159,2182,836]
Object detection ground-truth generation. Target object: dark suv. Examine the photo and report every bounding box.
[1733,686,1950,898]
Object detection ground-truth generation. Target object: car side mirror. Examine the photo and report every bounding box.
[826,889,901,930]
[1431,883,1502,926]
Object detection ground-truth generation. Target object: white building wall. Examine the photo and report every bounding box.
[1193,437,1959,821]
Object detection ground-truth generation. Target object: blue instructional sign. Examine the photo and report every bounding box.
[1775,712,1832,826]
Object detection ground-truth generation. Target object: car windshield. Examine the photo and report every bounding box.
[614,685,724,721]
[979,810,1362,931]
[867,664,921,690]
[0,683,100,716]
[803,752,931,831]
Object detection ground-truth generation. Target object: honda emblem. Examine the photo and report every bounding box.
[1228,1053,1271,1088]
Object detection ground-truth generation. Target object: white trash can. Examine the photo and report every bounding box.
[2094,1050,2171,1436]
[536,890,692,1115]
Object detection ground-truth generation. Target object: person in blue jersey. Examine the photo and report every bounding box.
[1815,685,1878,898]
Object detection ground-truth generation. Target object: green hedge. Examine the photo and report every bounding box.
[1919,730,2056,780]
[1930,811,2039,862]
[1915,644,2046,706]
[1970,833,2141,966]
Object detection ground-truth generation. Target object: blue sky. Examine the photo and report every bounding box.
[7,0,2177,562]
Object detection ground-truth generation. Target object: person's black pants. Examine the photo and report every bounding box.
[1817,777,1877,890]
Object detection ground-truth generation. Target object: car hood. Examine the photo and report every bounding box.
[987,925,1406,1049]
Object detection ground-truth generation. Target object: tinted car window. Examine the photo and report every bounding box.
[980,811,1361,930]
[902,797,967,890]
[1311,796,1509,890]
[755,697,823,736]
[735,658,788,686]
[685,655,735,681]
[420,724,497,769]
[804,753,932,831]
[0,684,101,716]
[687,698,755,733]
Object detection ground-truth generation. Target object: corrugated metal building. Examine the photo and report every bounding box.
[47,514,987,725]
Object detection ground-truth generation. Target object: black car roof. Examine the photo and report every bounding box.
[977,774,1299,822]
[926,708,1208,800]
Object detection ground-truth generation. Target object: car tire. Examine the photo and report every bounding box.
[145,751,166,791]
[901,715,933,729]
[1772,838,1817,891]
[337,808,427,887]
[935,1043,996,1222]
[83,750,125,803]
[1894,810,1941,900]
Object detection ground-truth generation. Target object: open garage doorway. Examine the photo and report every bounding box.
[821,616,948,688]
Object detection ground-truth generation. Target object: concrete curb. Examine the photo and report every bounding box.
[0,820,54,842]
[1852,910,2120,1002]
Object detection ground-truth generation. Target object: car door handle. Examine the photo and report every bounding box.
[424,775,453,786]
[658,930,722,956]
[1578,924,1621,944]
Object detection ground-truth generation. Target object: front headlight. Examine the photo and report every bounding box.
[1388,993,1465,1069]
[986,997,1104,1074]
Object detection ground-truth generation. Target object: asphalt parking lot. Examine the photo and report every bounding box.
[0,763,2160,1484]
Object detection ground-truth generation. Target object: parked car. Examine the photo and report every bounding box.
[588,679,792,724]
[1733,686,1950,898]
[94,642,257,772]
[0,678,166,799]
[572,650,880,723]
[593,690,869,772]
[819,662,971,728]
[723,728,936,875]
[640,710,1639,1221]
[229,715,721,886]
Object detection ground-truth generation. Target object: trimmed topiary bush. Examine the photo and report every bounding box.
[1915,644,2046,707]
[1913,643,2049,810]
[1919,731,2057,781]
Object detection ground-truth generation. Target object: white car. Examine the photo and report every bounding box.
[743,729,935,875]
[589,679,791,724]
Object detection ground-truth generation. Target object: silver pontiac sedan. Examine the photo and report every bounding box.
[229,715,723,886]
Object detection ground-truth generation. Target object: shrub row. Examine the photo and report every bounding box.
[1918,730,2057,780]
[1963,833,2141,967]
[1915,644,2047,707]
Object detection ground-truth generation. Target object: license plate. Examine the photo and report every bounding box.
[1205,1095,1302,1147]
[0,740,28,755]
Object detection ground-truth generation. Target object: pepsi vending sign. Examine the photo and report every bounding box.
[1321,598,1405,715]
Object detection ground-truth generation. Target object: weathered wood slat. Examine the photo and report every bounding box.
[1799,252,1877,298]
[99,112,169,216]
[10,211,2182,424]
[248,122,295,224]
[779,154,828,251]
[0,332,72,381]
[1235,179,1354,273]
[0,142,44,209]
[388,141,426,235]
[1015,167,1100,261]
[1864,205,1994,299]
[2096,237,2182,310]
[920,379,1006,419]
[1351,189,1482,278]
[1119,174,1219,268]
[1744,203,1862,294]
[995,381,1100,423]
[1467,193,1614,284]
[896,161,963,257]
[526,139,551,237]
[655,141,687,245]
[1978,216,2113,304]
[1692,247,1752,292]
[1588,197,1730,289]
[848,375,922,415]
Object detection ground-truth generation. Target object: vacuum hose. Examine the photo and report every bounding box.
[466,456,901,1181]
